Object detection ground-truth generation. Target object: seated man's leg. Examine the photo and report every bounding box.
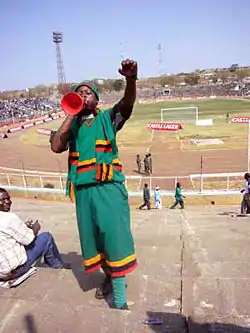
[34,232,64,268]
[12,232,63,278]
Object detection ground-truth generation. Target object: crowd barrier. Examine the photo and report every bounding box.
[37,128,52,136]
[1,112,65,137]
[0,132,8,139]
[0,167,245,197]
[22,123,34,129]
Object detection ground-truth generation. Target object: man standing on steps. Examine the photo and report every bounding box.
[50,59,138,310]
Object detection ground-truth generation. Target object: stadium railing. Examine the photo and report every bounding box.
[0,167,244,197]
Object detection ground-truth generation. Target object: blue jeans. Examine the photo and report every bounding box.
[12,232,63,278]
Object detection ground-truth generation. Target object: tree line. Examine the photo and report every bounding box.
[1,65,250,100]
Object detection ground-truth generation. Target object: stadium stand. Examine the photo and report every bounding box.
[0,98,59,125]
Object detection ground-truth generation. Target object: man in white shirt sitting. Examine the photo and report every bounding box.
[0,188,64,280]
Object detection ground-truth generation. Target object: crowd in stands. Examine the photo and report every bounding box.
[0,98,59,125]
[1,82,250,125]
[169,82,250,98]
[141,82,250,100]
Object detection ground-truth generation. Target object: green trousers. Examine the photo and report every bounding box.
[75,182,137,277]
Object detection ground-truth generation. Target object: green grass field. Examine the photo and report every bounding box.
[19,98,250,149]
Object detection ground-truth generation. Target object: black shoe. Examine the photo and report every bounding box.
[119,303,129,310]
[62,262,71,270]
[95,276,112,299]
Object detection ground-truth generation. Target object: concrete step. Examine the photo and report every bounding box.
[1,201,250,332]
[1,268,250,332]
[0,268,184,333]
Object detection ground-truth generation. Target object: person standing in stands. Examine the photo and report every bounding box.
[170,182,185,209]
[50,59,138,310]
[139,183,151,210]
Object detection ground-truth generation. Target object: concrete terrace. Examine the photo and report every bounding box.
[1,199,250,332]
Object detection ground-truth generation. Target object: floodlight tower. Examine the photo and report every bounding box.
[119,40,125,61]
[53,31,67,95]
[157,43,163,77]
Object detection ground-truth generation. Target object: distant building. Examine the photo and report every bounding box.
[96,79,104,85]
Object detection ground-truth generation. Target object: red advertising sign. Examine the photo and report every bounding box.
[231,115,250,124]
[147,122,183,131]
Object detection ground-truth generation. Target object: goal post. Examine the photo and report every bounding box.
[160,106,199,123]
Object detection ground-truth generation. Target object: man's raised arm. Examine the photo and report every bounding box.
[118,59,137,120]
[50,115,75,153]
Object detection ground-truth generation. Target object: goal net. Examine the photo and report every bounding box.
[160,106,199,123]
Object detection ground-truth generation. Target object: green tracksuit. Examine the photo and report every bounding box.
[66,105,137,277]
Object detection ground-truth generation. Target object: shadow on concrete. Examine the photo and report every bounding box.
[188,317,250,333]
[145,311,187,332]
[61,251,104,292]
[24,314,38,333]
[218,211,238,216]
[22,311,250,332]
[132,169,150,176]
[146,311,250,333]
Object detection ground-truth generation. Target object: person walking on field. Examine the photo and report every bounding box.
[139,183,151,210]
[154,185,162,209]
[50,59,138,310]
[170,182,185,209]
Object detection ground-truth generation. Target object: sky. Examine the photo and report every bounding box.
[0,0,250,90]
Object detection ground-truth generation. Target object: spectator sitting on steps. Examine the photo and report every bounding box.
[0,188,67,281]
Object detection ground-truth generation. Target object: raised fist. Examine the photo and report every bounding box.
[118,59,138,79]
